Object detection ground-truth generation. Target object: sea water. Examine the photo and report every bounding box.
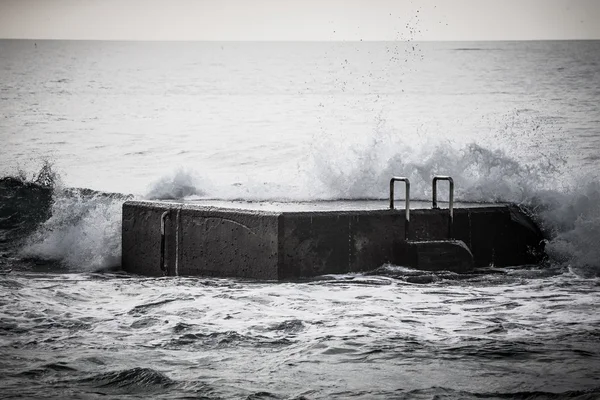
[0,40,599,399]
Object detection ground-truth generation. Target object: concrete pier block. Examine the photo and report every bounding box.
[122,201,545,279]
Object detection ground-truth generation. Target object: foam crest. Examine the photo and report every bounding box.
[21,189,128,271]
[144,168,209,200]
[540,180,600,276]
[309,135,561,203]
[143,167,309,202]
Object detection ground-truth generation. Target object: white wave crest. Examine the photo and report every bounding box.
[144,168,209,200]
[21,190,126,271]
[540,180,600,277]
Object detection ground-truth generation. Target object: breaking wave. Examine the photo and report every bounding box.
[144,167,208,200]
[20,187,130,272]
[306,134,599,276]
[0,164,132,272]
[2,137,599,276]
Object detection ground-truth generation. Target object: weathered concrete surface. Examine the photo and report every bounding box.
[123,202,280,279]
[122,202,166,277]
[122,201,545,279]
[177,207,279,279]
[452,207,545,268]
[278,211,406,279]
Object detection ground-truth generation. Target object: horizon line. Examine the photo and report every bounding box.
[2,38,599,42]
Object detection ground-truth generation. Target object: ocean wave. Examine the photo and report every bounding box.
[144,167,208,200]
[0,164,132,271]
[0,177,53,247]
[78,367,176,391]
[19,188,130,272]
[2,141,599,276]
[389,386,600,400]
[166,330,295,350]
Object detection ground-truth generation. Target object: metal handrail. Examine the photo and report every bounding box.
[389,177,410,240]
[160,210,169,275]
[432,176,454,238]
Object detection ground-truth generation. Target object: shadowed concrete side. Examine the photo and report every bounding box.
[278,211,406,279]
[122,202,280,279]
[451,206,545,268]
[177,207,279,279]
[122,202,169,277]
[403,240,474,273]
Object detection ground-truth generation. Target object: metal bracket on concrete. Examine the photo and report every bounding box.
[389,177,410,240]
[160,210,169,275]
[432,176,454,238]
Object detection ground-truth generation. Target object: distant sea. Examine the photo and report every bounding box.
[0,40,599,399]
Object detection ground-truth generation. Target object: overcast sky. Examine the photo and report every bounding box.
[1,0,599,41]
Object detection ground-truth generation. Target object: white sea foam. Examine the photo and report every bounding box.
[21,189,126,271]
[540,180,600,277]
[144,168,210,200]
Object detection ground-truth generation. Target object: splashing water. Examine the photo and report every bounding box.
[6,133,599,276]
[144,168,208,200]
[540,180,600,277]
[307,127,599,275]
[20,189,128,271]
[1,163,131,271]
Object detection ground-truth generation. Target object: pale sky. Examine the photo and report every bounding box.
[1,0,599,41]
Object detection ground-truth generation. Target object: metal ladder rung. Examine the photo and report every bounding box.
[389,177,410,240]
[432,176,454,239]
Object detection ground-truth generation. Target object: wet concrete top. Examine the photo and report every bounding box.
[144,199,509,212]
